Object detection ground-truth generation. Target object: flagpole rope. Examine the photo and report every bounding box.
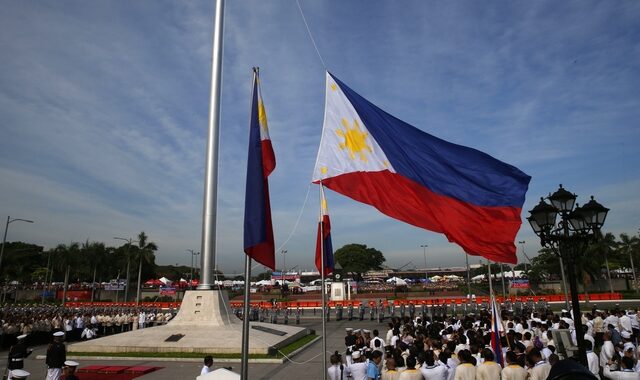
[295,0,327,70]
[251,182,313,271]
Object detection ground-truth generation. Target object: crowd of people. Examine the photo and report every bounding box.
[1,304,177,380]
[329,306,640,379]
[0,304,176,349]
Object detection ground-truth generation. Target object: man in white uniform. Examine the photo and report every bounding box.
[348,351,368,380]
[201,355,213,375]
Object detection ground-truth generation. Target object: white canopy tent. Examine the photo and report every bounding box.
[386,277,407,286]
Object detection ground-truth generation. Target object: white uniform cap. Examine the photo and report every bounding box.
[561,309,568,313]
[354,329,361,334]
[363,329,371,334]
[10,369,30,378]
[345,328,353,332]
[351,351,361,359]
[17,334,27,340]
[64,360,79,367]
[53,331,65,337]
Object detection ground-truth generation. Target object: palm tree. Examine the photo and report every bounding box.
[618,233,640,290]
[134,231,158,304]
[584,232,617,293]
[81,241,110,302]
[53,242,80,305]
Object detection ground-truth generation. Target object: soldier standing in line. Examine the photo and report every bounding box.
[45,331,66,380]
[344,328,356,366]
[7,334,32,380]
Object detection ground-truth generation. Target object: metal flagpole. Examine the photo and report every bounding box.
[465,253,471,298]
[488,260,493,297]
[500,263,506,298]
[198,0,225,290]
[241,255,251,379]
[319,183,328,380]
[241,68,259,380]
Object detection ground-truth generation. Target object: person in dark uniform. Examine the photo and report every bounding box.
[344,328,356,365]
[45,331,66,380]
[7,334,32,380]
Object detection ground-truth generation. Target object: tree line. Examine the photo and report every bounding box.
[0,231,160,288]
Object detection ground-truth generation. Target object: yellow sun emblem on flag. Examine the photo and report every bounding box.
[258,101,268,131]
[336,118,372,162]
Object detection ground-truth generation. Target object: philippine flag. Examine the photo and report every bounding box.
[244,69,276,269]
[315,185,334,276]
[490,294,505,367]
[312,72,530,264]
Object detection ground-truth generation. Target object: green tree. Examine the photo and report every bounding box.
[526,247,560,288]
[618,233,639,269]
[334,243,385,281]
[133,231,158,302]
[618,233,640,286]
[253,271,272,281]
[0,242,44,282]
[583,232,618,292]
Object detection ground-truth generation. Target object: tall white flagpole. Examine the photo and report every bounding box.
[319,183,328,380]
[199,0,225,290]
[241,255,252,379]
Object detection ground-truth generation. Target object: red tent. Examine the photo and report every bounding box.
[144,279,162,286]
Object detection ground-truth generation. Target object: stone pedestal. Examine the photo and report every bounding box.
[68,290,309,355]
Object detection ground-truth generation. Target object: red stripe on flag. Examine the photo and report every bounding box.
[321,171,521,264]
[261,139,275,176]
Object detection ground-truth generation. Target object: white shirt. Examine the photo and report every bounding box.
[587,351,600,379]
[501,364,528,380]
[620,315,633,333]
[328,364,348,380]
[600,341,615,368]
[528,361,551,380]
[453,363,476,380]
[420,364,448,380]
[370,337,385,352]
[603,366,640,379]
[200,365,212,375]
[348,362,368,380]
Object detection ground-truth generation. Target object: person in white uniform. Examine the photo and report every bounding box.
[604,356,640,380]
[328,352,348,380]
[201,355,213,375]
[501,351,528,380]
[348,351,368,380]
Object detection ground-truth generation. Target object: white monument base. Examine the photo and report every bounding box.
[330,281,346,301]
[68,290,310,355]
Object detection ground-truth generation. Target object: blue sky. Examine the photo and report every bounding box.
[1,1,639,276]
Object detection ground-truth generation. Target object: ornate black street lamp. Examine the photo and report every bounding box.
[528,184,609,366]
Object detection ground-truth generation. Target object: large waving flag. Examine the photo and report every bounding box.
[244,69,276,269]
[490,294,505,367]
[315,186,334,276]
[312,72,530,264]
